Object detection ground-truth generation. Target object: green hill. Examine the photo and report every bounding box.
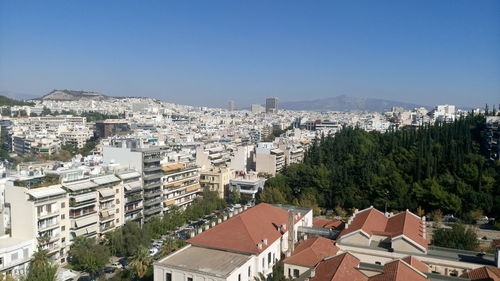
[0,95,34,106]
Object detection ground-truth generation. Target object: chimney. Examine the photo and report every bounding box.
[287,211,295,256]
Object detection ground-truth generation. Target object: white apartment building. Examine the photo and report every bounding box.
[117,170,144,224]
[5,183,71,264]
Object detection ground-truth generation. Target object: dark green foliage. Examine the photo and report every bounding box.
[25,247,57,281]
[107,221,150,256]
[261,116,499,216]
[68,236,110,277]
[431,224,479,250]
[0,95,34,106]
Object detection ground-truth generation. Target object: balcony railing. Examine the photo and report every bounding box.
[143,181,161,189]
[144,190,162,199]
[143,172,163,180]
[144,197,162,206]
[125,195,143,204]
[38,221,59,232]
[37,209,60,219]
[144,206,162,216]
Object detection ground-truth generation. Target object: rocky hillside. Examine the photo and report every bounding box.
[39,90,112,101]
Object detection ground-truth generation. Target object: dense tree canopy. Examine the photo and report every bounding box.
[432,224,479,251]
[261,115,500,217]
[68,236,110,277]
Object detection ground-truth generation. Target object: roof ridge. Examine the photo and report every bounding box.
[235,214,260,252]
[396,259,428,279]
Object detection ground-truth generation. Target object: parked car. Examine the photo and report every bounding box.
[118,258,129,268]
[149,247,159,257]
[103,267,116,274]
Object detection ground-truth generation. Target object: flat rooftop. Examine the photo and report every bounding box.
[157,246,252,278]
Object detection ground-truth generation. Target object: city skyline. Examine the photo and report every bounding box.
[1,0,499,108]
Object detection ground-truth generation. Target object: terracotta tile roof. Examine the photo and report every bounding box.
[339,207,428,250]
[187,203,297,254]
[462,267,500,281]
[310,253,368,281]
[369,260,428,281]
[313,219,345,231]
[400,256,428,273]
[283,237,339,267]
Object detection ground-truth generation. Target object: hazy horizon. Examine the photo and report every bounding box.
[1,0,499,108]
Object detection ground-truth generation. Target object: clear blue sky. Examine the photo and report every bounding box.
[0,0,499,108]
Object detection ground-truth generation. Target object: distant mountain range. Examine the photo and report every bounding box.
[37,90,113,101]
[280,95,428,112]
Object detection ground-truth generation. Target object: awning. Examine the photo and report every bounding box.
[64,180,98,192]
[124,181,142,191]
[73,215,97,228]
[118,171,141,180]
[28,187,66,199]
[74,192,97,203]
[98,188,115,198]
[92,175,120,185]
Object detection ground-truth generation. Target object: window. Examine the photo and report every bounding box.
[116,199,120,204]
[165,273,172,281]
[116,189,119,193]
[288,269,291,277]
[61,226,65,231]
[375,262,381,265]
[61,214,65,219]
[262,258,265,269]
[11,253,18,261]
[23,249,28,259]
[248,266,251,277]
[187,277,193,281]
[0,257,3,265]
[238,274,241,281]
[293,269,300,278]
[61,202,65,208]
[268,252,272,264]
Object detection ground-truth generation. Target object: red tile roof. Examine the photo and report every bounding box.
[462,267,500,281]
[313,219,345,230]
[310,253,368,281]
[400,256,428,273]
[339,207,427,250]
[283,237,339,267]
[309,254,430,281]
[187,203,298,254]
[369,260,428,281]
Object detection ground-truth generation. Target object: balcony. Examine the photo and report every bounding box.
[143,165,161,172]
[144,190,162,199]
[143,172,163,181]
[125,204,143,213]
[143,181,161,189]
[144,207,162,216]
[125,194,143,204]
[100,224,115,233]
[69,210,97,219]
[100,204,116,211]
[143,156,161,163]
[144,197,162,206]
[37,209,60,219]
[100,213,115,222]
[38,221,59,232]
